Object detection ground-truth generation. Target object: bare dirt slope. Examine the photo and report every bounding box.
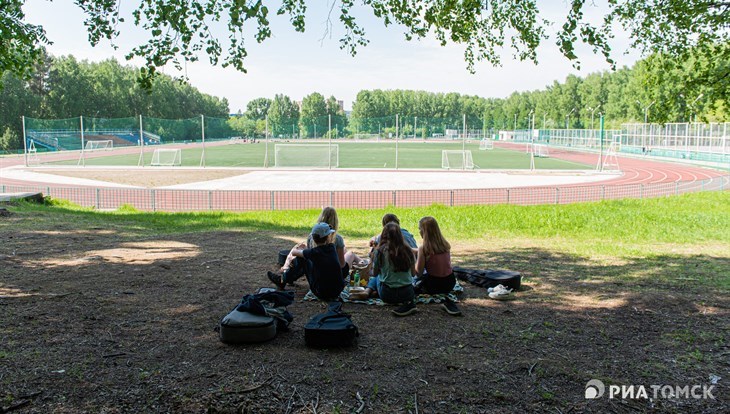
[0,211,727,413]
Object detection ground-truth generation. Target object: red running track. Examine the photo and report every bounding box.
[1,143,728,211]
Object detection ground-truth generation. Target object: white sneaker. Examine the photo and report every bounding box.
[489,286,513,300]
[487,284,508,293]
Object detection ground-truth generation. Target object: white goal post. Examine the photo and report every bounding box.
[533,144,550,158]
[84,140,113,151]
[441,150,474,169]
[479,139,494,150]
[274,144,339,168]
[151,148,182,166]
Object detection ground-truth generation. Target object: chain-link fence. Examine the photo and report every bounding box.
[2,175,727,212]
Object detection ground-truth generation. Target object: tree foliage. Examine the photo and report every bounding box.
[4,1,729,88]
[0,52,229,151]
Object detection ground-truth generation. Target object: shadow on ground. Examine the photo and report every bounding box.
[1,215,728,413]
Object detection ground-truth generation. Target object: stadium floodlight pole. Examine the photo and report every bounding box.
[328,114,332,169]
[22,116,28,167]
[462,114,467,170]
[395,114,399,170]
[138,115,144,167]
[264,115,269,167]
[588,106,600,130]
[200,114,206,168]
[599,114,605,171]
[566,108,576,129]
[690,93,704,123]
[79,116,85,167]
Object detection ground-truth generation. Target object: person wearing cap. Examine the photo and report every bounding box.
[268,222,345,301]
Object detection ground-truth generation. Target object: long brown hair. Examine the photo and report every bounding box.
[317,207,338,231]
[377,222,414,272]
[419,216,450,257]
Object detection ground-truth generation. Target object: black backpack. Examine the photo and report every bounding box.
[304,302,359,348]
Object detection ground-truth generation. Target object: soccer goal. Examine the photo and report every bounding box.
[479,139,494,150]
[274,144,339,168]
[151,148,182,166]
[353,133,380,140]
[533,144,550,158]
[441,150,474,169]
[27,140,40,165]
[84,140,113,151]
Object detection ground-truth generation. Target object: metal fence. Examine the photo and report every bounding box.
[2,175,727,212]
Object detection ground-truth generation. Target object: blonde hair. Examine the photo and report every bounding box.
[419,216,450,257]
[317,207,338,231]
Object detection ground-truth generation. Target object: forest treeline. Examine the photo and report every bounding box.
[1,43,727,150]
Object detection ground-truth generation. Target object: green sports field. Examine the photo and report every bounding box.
[46,141,593,170]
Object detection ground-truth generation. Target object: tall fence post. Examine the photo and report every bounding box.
[675,182,679,195]
[151,189,156,212]
[450,190,454,207]
[392,191,397,207]
[555,187,560,204]
[270,191,275,210]
[329,191,334,207]
[506,188,510,204]
[601,185,605,200]
[640,184,644,199]
[95,188,101,209]
[208,190,212,211]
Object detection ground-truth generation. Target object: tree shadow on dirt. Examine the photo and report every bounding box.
[1,227,728,413]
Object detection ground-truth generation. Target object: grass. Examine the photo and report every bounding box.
[6,191,730,289]
[44,141,589,170]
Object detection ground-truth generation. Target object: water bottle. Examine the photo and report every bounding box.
[353,271,360,287]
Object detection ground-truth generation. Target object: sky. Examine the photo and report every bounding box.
[23,1,642,113]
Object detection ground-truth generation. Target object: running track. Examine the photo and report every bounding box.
[1,142,728,211]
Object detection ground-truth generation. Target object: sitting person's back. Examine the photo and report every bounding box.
[268,223,345,301]
[302,241,344,300]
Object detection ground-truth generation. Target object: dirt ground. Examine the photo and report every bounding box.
[31,169,249,188]
[0,210,728,413]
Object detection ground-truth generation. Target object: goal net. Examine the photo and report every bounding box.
[275,144,339,168]
[533,144,550,158]
[84,140,113,151]
[441,150,474,169]
[353,133,380,140]
[151,148,182,166]
[27,140,40,165]
[479,139,494,150]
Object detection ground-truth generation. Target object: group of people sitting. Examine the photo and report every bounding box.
[267,208,461,317]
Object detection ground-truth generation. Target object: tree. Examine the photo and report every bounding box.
[0,127,21,153]
[267,94,299,138]
[3,1,728,89]
[299,92,327,138]
[0,1,48,79]
[245,98,271,121]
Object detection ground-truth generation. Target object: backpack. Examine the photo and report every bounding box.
[304,302,359,348]
[218,289,294,344]
[219,309,277,344]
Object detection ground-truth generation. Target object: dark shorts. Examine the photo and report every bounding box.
[419,273,456,295]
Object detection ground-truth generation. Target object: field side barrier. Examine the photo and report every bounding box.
[2,175,728,212]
